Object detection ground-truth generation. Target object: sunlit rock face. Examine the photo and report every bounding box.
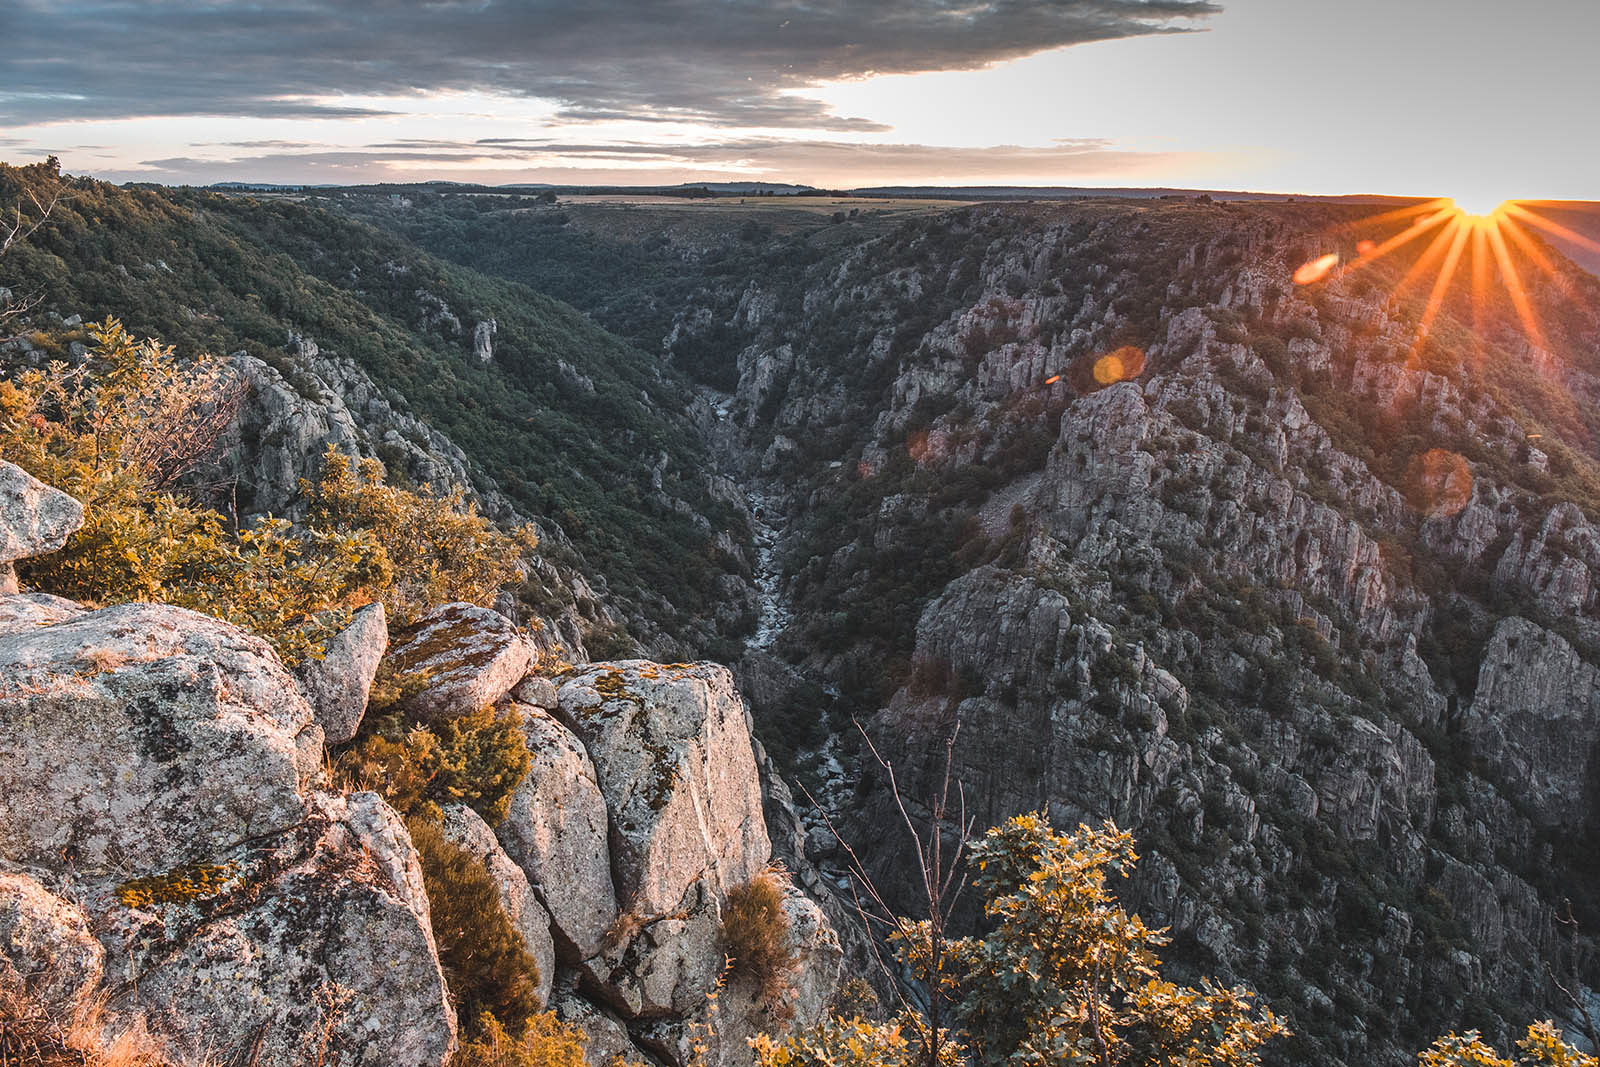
[649,199,1600,1066]
[0,462,840,1067]
[0,460,82,594]
[0,594,456,1066]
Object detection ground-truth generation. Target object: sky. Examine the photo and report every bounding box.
[1,0,1596,200]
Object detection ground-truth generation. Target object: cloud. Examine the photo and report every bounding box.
[116,136,1220,188]
[1,1,1217,128]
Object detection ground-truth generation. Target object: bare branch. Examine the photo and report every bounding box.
[1548,898,1599,1053]
[0,187,63,261]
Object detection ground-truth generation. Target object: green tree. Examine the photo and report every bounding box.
[303,447,539,625]
[949,814,1286,1067]
[755,813,1287,1067]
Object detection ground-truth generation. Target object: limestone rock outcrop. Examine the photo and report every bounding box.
[0,460,83,594]
[497,706,618,962]
[390,602,537,721]
[556,661,771,918]
[486,663,839,1067]
[96,792,456,1067]
[295,601,388,744]
[0,489,457,1066]
[1467,617,1600,831]
[0,601,322,876]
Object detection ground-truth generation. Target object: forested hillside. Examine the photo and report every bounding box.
[6,162,1600,1066]
[345,186,1600,1065]
[0,161,753,656]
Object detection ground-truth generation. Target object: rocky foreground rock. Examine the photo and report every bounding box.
[0,460,838,1067]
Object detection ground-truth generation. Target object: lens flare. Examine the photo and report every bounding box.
[1093,346,1146,386]
[1290,196,1600,361]
[1450,194,1507,219]
[1293,253,1340,286]
[1405,448,1473,518]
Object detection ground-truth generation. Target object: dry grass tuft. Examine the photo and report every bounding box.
[719,869,796,1010]
[0,983,194,1067]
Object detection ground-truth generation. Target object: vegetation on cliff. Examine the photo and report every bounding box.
[0,318,534,663]
[0,159,750,654]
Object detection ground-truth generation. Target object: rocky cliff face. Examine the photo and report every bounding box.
[0,460,839,1066]
[650,199,1600,1064]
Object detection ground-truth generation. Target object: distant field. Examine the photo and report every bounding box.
[557,193,974,211]
[546,194,979,242]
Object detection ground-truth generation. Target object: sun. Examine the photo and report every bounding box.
[1291,194,1600,356]
[1449,193,1509,219]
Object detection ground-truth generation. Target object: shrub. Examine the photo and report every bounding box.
[1419,1021,1594,1067]
[721,869,796,1006]
[304,447,539,625]
[4,320,384,664]
[409,816,542,1037]
[453,1011,589,1067]
[337,705,530,826]
[4,320,539,665]
[756,815,1288,1067]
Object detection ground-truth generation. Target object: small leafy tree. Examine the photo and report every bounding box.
[2,320,382,662]
[755,813,1287,1067]
[1419,1021,1595,1067]
[950,814,1286,1067]
[3,320,541,664]
[0,156,66,335]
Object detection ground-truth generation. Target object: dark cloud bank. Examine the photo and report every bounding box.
[2,0,1216,128]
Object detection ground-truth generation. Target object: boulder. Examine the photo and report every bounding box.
[0,601,321,877]
[0,591,84,638]
[552,987,640,1067]
[588,891,724,1020]
[439,802,557,1008]
[772,881,844,1030]
[636,877,843,1067]
[497,706,618,961]
[0,460,84,594]
[511,675,560,710]
[295,601,389,743]
[556,662,770,919]
[389,602,536,722]
[0,871,104,1017]
[97,792,456,1067]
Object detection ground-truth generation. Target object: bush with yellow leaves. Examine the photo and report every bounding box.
[452,1011,589,1067]
[2,318,538,664]
[337,704,530,827]
[1420,1022,1596,1067]
[304,446,538,625]
[3,319,385,663]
